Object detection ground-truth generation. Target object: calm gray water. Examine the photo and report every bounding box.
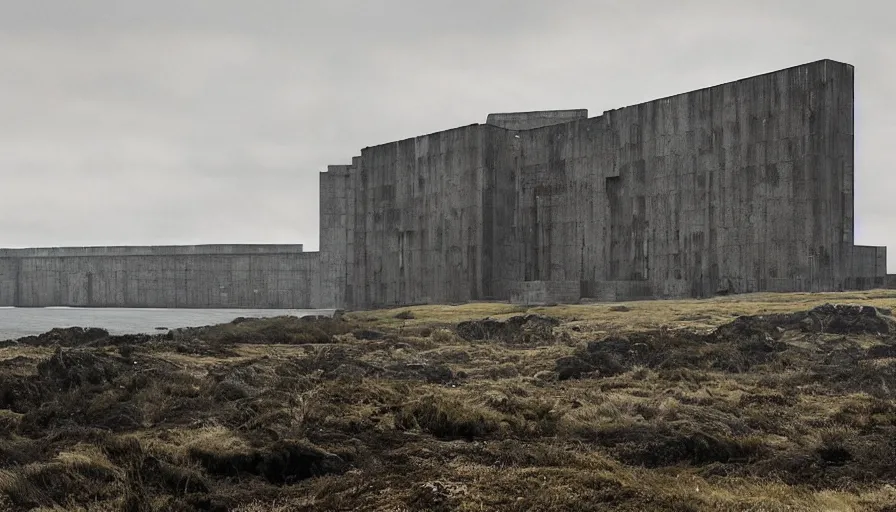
[0,307,335,341]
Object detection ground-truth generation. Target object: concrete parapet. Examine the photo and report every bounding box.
[486,110,588,130]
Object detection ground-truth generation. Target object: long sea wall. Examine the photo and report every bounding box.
[0,245,319,308]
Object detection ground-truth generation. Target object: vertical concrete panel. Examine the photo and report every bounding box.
[318,166,353,308]
[340,125,488,309]
[0,259,19,306]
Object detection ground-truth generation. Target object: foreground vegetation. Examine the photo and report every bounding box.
[3,291,896,510]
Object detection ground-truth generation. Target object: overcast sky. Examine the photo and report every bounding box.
[1,0,894,265]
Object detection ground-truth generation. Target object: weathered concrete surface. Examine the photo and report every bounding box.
[509,281,581,306]
[7,60,885,310]
[318,165,356,309]
[0,245,303,258]
[887,274,896,289]
[0,245,318,308]
[320,59,887,310]
[498,60,875,299]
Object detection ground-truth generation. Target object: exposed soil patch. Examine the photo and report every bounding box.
[190,440,347,484]
[617,431,766,467]
[455,314,560,344]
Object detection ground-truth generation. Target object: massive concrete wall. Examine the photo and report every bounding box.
[0,245,319,308]
[322,125,493,309]
[320,59,887,309]
[498,59,879,300]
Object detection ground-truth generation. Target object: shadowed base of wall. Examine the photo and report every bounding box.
[509,281,581,306]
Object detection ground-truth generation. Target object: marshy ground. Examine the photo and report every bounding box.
[3,290,896,511]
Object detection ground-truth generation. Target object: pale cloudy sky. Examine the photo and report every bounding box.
[1,1,894,264]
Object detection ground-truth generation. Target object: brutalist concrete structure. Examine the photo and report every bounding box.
[0,245,318,308]
[319,59,888,310]
[3,60,888,310]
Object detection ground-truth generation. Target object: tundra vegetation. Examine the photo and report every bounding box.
[2,291,896,511]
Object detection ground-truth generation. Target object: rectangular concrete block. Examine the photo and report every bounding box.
[0,246,319,309]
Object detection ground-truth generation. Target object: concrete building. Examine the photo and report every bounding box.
[2,59,889,310]
[319,59,888,309]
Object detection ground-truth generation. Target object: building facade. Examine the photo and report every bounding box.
[319,59,888,309]
[2,60,888,310]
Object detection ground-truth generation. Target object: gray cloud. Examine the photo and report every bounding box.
[1,0,894,266]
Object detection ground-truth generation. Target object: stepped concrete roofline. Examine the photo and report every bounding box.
[333,59,855,160]
[486,110,589,130]
[601,58,853,115]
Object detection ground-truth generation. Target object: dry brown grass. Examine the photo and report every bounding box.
[1,291,896,510]
[352,289,896,334]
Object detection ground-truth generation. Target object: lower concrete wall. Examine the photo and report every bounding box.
[843,245,888,290]
[887,275,896,289]
[585,281,656,302]
[0,245,319,308]
[509,281,581,305]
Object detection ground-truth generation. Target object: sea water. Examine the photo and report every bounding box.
[0,307,335,341]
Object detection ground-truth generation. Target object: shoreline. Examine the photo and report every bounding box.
[0,307,336,341]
